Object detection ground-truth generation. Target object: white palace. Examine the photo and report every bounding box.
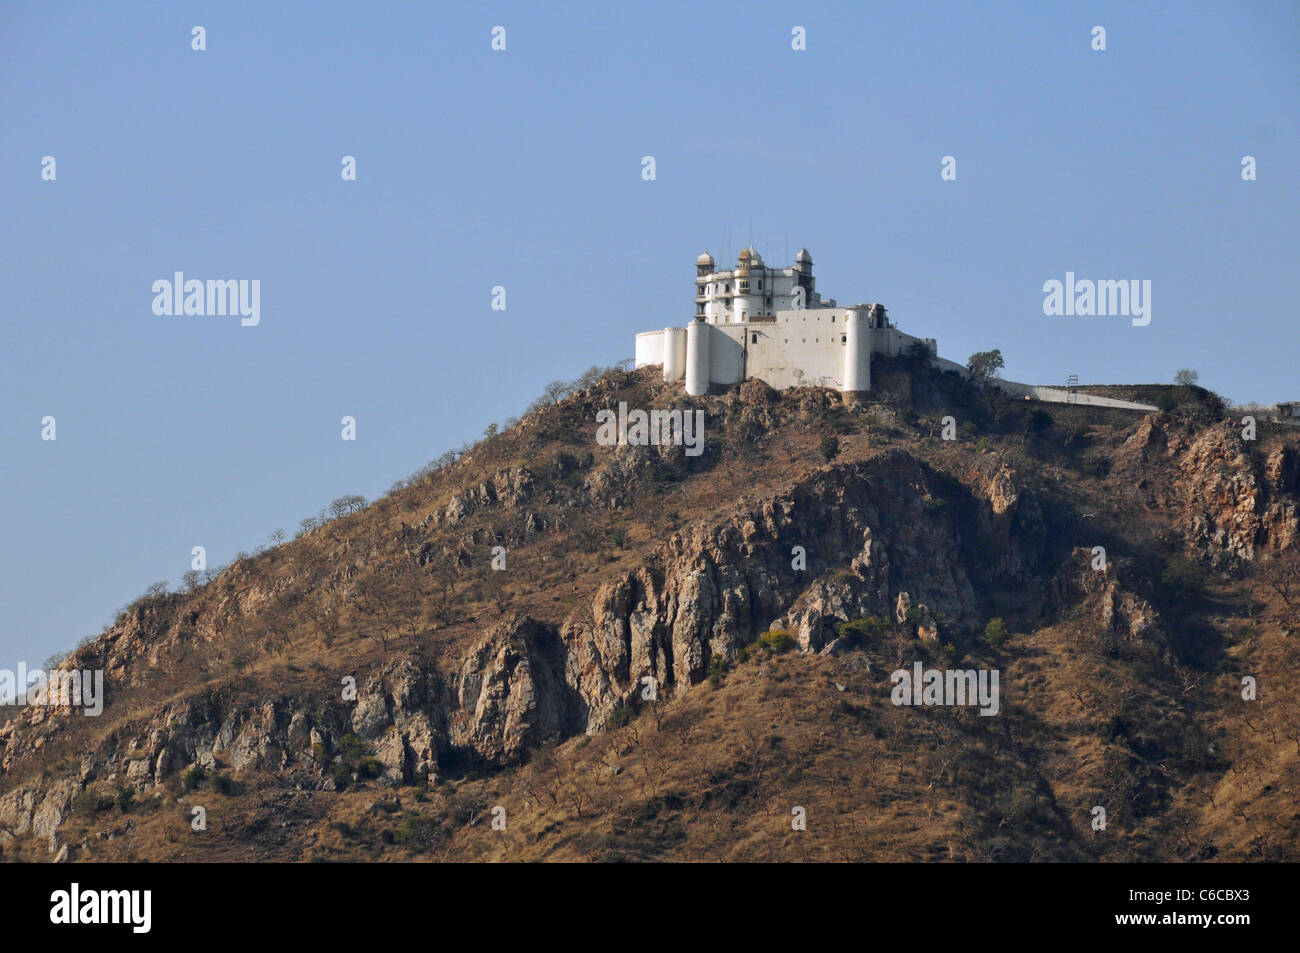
[633,247,1157,411]
[635,247,948,396]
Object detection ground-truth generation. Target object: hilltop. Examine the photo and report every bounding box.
[2,358,1297,862]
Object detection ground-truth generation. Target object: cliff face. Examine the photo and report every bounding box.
[1117,416,1299,560]
[2,366,1297,862]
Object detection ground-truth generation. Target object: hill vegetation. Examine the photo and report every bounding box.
[2,357,1297,863]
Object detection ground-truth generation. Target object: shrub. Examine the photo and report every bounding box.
[212,773,236,795]
[1082,453,1112,477]
[819,434,841,462]
[328,762,351,789]
[707,655,729,687]
[1029,409,1053,432]
[837,616,888,647]
[1161,556,1207,596]
[394,814,442,848]
[984,618,1010,648]
[756,629,797,654]
[182,766,204,791]
[358,758,384,781]
[607,706,634,729]
[339,733,365,765]
[116,786,136,813]
[73,789,115,817]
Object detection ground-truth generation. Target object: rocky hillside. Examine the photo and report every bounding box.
[2,359,1297,862]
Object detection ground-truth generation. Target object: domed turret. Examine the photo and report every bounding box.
[696,252,714,268]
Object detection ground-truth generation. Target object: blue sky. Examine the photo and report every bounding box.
[1,1,1296,668]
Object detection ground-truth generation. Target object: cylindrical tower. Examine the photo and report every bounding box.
[732,247,762,323]
[694,253,714,321]
[843,308,873,393]
[685,318,711,396]
[663,326,687,383]
[732,291,759,322]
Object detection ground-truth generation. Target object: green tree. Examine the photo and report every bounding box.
[984,617,1010,648]
[819,434,841,462]
[967,349,1005,382]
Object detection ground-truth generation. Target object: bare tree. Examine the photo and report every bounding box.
[329,494,368,519]
[540,380,574,405]
[1259,550,1300,635]
[350,563,425,652]
[307,589,346,648]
